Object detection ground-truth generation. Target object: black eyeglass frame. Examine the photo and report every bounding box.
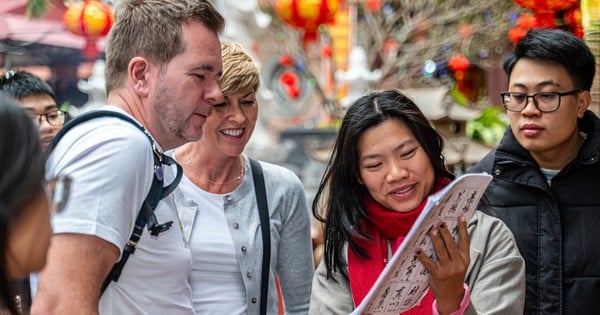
[500,90,581,113]
[29,110,67,127]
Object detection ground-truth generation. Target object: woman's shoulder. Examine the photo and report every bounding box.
[468,210,519,254]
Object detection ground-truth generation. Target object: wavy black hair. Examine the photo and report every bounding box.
[312,89,454,279]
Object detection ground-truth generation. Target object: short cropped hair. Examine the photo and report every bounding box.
[0,70,56,101]
[503,28,596,91]
[219,42,260,96]
[105,0,225,92]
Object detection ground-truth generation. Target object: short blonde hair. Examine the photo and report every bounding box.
[218,42,260,96]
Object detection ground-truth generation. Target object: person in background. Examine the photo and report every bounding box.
[31,1,224,314]
[173,41,314,314]
[0,70,64,149]
[468,28,600,314]
[0,93,70,314]
[310,90,525,314]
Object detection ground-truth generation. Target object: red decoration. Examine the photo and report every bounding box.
[507,13,538,44]
[279,71,301,99]
[513,0,577,12]
[513,0,578,29]
[63,0,114,61]
[563,7,584,38]
[365,0,382,13]
[508,26,528,43]
[274,0,341,44]
[279,54,295,66]
[516,13,537,29]
[320,45,332,58]
[448,54,470,73]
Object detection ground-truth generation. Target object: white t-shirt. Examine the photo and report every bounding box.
[177,175,247,314]
[46,106,194,314]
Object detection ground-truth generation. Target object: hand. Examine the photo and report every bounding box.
[415,217,470,315]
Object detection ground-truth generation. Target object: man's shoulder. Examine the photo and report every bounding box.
[468,150,497,173]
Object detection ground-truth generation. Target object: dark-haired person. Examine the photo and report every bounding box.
[0,70,64,149]
[310,90,525,314]
[0,92,52,314]
[469,28,600,314]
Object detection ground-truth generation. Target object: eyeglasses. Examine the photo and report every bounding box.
[27,110,66,126]
[500,90,580,113]
[46,176,72,213]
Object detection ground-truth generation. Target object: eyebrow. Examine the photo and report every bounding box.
[21,104,58,113]
[191,64,223,77]
[511,80,562,90]
[360,140,416,162]
[43,104,59,112]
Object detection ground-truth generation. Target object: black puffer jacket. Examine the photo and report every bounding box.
[469,110,600,315]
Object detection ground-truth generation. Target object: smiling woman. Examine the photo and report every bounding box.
[309,89,526,315]
[0,92,51,314]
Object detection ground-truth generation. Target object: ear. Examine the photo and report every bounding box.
[357,176,364,185]
[576,90,591,118]
[128,57,151,97]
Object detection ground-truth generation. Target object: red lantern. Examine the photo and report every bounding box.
[516,13,537,29]
[513,0,578,12]
[508,26,528,43]
[274,0,341,43]
[513,0,578,29]
[448,54,470,73]
[64,0,114,61]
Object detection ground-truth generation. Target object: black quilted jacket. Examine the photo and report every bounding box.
[469,110,600,315]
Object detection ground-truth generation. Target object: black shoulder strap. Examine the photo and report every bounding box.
[249,158,270,315]
[48,110,182,295]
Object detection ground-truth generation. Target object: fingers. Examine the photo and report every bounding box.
[457,216,470,260]
[430,224,450,263]
[415,248,436,273]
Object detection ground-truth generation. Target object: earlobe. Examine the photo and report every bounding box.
[577,91,591,118]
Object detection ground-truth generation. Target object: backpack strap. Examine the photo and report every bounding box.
[49,110,182,295]
[249,158,270,315]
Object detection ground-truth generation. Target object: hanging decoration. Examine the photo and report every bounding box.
[513,0,578,28]
[274,0,341,44]
[448,53,470,93]
[63,0,114,61]
[507,13,537,43]
[364,0,382,13]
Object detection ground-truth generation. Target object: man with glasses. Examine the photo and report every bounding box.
[0,70,65,149]
[469,28,600,314]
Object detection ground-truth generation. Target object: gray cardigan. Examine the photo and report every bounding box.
[309,211,525,315]
[174,155,314,315]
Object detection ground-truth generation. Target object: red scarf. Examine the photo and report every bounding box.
[348,177,451,315]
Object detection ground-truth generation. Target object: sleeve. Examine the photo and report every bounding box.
[308,249,355,315]
[463,212,526,315]
[273,168,315,314]
[47,121,154,254]
[432,283,471,315]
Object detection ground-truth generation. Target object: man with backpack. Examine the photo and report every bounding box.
[31,1,224,314]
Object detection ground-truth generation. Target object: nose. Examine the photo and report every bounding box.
[385,161,408,182]
[521,96,541,116]
[228,103,246,124]
[205,79,223,107]
[38,116,53,133]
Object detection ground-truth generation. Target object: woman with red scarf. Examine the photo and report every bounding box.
[309,90,525,315]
